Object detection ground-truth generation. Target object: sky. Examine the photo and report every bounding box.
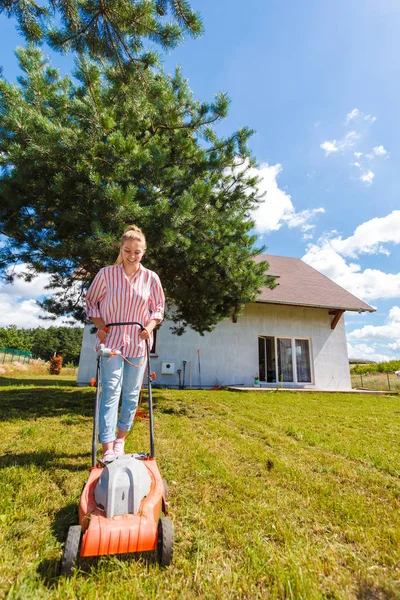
[0,0,399,362]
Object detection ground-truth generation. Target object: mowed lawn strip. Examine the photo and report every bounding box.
[0,377,399,599]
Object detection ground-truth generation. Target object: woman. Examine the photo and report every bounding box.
[85,225,165,461]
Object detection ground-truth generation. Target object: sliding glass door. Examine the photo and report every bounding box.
[277,338,293,382]
[295,339,312,382]
[258,336,276,383]
[258,336,312,384]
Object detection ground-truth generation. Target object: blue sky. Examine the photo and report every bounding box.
[1,0,399,361]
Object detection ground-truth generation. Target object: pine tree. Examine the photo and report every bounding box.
[0,0,203,67]
[0,47,272,333]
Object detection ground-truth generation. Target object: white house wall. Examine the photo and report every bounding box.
[77,303,351,390]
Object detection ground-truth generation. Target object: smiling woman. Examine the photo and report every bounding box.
[85,224,165,461]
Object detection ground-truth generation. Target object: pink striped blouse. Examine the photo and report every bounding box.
[85,263,165,357]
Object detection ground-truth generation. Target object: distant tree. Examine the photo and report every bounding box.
[30,328,59,361]
[352,363,377,375]
[0,325,82,363]
[31,327,83,363]
[0,325,32,351]
[348,359,376,365]
[56,327,84,364]
[0,47,273,334]
[377,360,400,373]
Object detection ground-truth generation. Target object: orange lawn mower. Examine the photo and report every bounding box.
[60,321,173,575]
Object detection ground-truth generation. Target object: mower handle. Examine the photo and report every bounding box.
[100,320,155,460]
[105,321,145,331]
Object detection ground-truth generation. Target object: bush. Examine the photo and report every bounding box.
[49,354,63,375]
[352,363,378,375]
[351,360,400,375]
[377,360,400,373]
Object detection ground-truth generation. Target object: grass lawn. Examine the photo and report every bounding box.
[1,376,400,599]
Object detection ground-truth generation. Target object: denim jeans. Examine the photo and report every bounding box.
[99,355,146,444]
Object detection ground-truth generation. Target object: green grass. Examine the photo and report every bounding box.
[1,376,400,599]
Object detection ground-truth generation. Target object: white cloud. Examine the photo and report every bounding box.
[0,265,52,299]
[320,131,359,156]
[346,108,376,124]
[347,306,400,345]
[329,210,400,257]
[285,207,325,230]
[303,241,400,301]
[372,145,388,156]
[302,211,400,302]
[322,112,385,185]
[0,264,77,328]
[0,293,72,328]
[388,341,400,351]
[360,170,374,185]
[320,141,339,156]
[246,163,324,235]
[347,342,395,362]
[347,306,400,361]
[346,108,361,122]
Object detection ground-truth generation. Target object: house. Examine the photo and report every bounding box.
[77,254,375,390]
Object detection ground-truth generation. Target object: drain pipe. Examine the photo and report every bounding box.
[182,361,187,389]
[197,349,202,389]
[177,369,182,390]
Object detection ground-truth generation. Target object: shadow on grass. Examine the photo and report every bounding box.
[0,377,77,388]
[52,502,80,542]
[357,581,398,599]
[0,386,95,421]
[37,546,156,589]
[36,504,81,587]
[0,449,91,471]
[0,383,166,423]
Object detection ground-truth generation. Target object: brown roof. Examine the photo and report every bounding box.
[255,254,375,313]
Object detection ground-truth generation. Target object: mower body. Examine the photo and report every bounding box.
[79,455,166,556]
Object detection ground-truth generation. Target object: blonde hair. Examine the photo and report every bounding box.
[115,225,147,264]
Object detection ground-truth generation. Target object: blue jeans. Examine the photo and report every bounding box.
[99,355,146,444]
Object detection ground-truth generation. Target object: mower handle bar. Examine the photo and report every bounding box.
[105,321,145,331]
[92,321,155,466]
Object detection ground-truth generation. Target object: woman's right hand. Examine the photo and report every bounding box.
[91,317,106,341]
[97,329,107,343]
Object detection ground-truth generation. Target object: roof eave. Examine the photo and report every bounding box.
[254,299,376,313]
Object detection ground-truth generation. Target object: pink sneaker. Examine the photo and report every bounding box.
[101,449,115,462]
[113,438,125,456]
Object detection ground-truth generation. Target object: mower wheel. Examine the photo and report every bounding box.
[60,525,82,576]
[157,517,174,567]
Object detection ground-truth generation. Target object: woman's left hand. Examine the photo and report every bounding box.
[139,328,150,340]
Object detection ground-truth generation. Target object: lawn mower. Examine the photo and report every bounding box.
[60,321,173,575]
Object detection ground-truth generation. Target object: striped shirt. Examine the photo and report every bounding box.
[85,263,165,357]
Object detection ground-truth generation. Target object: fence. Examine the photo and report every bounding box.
[351,371,400,392]
[0,347,32,364]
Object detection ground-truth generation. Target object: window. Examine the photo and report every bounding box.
[258,336,276,382]
[295,339,311,382]
[258,336,312,384]
[278,338,293,382]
